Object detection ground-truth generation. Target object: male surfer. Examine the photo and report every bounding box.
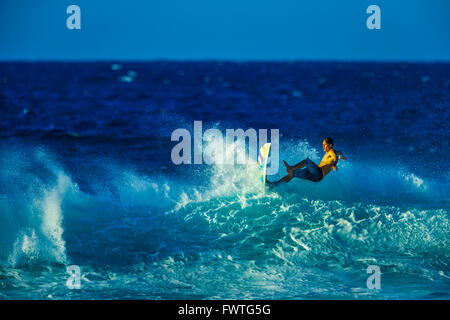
[267,137,347,186]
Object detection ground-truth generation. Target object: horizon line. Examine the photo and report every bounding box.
[1,58,449,64]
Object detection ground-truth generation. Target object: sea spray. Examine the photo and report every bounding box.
[0,146,71,266]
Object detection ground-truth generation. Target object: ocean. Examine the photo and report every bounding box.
[0,61,449,299]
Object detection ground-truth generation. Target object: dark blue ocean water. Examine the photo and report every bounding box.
[0,61,449,299]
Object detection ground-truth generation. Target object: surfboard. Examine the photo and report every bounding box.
[257,143,271,189]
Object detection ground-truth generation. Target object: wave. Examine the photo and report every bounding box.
[0,145,69,266]
[0,141,448,273]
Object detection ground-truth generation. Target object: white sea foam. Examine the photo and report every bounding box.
[403,172,426,189]
[0,147,72,266]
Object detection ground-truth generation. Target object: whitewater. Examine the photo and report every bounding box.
[0,138,448,299]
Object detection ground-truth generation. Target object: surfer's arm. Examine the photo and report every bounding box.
[330,151,339,170]
[336,150,347,161]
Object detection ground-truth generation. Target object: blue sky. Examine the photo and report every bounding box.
[1,0,449,61]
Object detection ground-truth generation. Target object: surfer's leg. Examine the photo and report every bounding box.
[267,158,316,185]
[283,160,293,173]
[292,167,314,181]
[304,159,323,182]
[289,158,310,171]
[267,171,294,185]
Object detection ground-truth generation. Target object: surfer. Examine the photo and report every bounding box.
[267,137,347,186]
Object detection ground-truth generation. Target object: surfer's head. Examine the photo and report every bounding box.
[323,137,334,152]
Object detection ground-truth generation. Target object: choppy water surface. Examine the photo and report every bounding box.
[0,62,448,299]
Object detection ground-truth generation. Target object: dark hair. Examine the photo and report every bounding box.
[324,137,334,146]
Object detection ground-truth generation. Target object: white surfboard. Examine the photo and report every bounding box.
[257,143,271,190]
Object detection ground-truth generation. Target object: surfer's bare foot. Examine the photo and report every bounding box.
[283,160,292,173]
